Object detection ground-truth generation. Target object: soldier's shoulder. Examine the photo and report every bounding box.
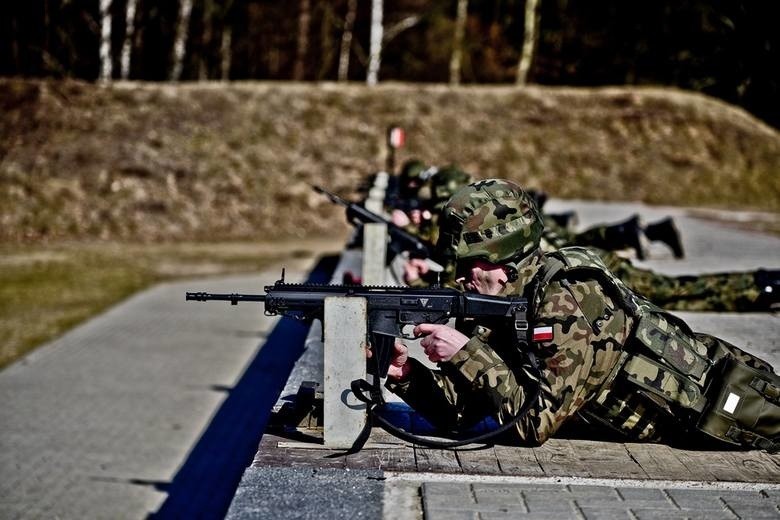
[537,249,618,318]
[549,246,610,270]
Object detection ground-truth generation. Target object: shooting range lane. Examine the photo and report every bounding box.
[229,199,780,520]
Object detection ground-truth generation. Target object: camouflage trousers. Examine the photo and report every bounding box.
[600,252,759,312]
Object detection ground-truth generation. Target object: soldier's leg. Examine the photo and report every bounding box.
[600,251,773,312]
[574,215,648,260]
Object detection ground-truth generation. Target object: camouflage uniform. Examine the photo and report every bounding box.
[397,165,772,311]
[388,180,776,448]
[599,251,766,312]
[389,249,635,444]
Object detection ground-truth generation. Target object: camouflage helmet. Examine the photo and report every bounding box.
[399,159,427,183]
[431,165,471,205]
[438,179,543,265]
[398,159,428,199]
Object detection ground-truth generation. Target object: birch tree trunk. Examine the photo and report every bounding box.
[337,0,357,82]
[366,0,383,86]
[109,0,127,79]
[120,0,137,79]
[99,0,112,80]
[449,0,468,85]
[171,0,193,81]
[293,0,311,80]
[516,0,541,85]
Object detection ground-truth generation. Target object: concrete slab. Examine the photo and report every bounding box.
[0,259,318,519]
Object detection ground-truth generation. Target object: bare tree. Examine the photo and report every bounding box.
[383,15,421,44]
[337,0,357,82]
[120,0,137,78]
[99,0,113,80]
[171,0,193,80]
[516,0,541,85]
[449,0,468,85]
[293,0,311,80]
[366,0,383,85]
[220,23,231,80]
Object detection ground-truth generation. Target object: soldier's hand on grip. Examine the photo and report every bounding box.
[386,340,411,381]
[414,323,469,363]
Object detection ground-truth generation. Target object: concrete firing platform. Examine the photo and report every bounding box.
[231,200,780,520]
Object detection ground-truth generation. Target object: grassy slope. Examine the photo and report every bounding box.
[2,79,779,244]
[1,79,778,368]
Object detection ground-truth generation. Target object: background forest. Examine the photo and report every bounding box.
[1,0,778,129]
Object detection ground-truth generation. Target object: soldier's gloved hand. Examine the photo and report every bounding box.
[386,340,412,381]
[414,323,469,363]
[403,257,430,284]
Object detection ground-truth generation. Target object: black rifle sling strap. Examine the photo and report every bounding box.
[350,301,545,450]
[351,357,542,450]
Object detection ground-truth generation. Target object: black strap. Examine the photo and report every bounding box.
[350,352,544,450]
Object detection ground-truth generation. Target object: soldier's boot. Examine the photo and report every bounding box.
[753,269,780,312]
[601,215,648,260]
[644,217,685,259]
[546,211,579,232]
[528,189,548,211]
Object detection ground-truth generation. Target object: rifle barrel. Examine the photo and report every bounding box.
[312,185,347,206]
[186,292,266,304]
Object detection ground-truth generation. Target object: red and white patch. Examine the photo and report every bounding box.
[532,326,554,342]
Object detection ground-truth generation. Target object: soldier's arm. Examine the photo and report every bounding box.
[443,336,552,445]
[385,357,495,432]
[444,279,632,445]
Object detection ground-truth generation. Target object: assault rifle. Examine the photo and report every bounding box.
[187,275,538,450]
[312,185,437,264]
[186,275,529,379]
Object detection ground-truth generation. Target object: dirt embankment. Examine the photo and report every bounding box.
[1,79,778,244]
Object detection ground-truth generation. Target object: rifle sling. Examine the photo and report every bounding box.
[350,352,543,450]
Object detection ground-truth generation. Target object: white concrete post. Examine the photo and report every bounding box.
[323,297,368,448]
[362,222,387,286]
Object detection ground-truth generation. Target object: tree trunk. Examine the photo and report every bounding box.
[366,0,383,85]
[120,0,137,78]
[449,0,468,85]
[171,0,193,80]
[293,0,311,80]
[220,24,231,80]
[99,0,113,80]
[109,0,127,79]
[516,0,541,85]
[337,0,357,82]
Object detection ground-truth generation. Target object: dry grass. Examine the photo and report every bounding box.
[1,79,778,368]
[1,80,778,245]
[0,238,344,369]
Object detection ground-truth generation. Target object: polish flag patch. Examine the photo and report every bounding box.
[533,326,554,342]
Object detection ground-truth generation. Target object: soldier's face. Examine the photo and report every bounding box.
[456,259,509,296]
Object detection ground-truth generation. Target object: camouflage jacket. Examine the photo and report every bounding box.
[387,247,767,445]
[388,248,635,445]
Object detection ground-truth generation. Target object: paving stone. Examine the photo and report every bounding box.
[0,267,312,519]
